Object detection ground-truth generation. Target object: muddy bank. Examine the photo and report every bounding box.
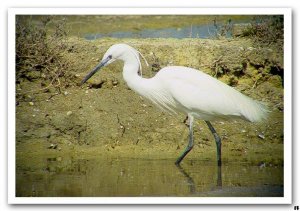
[16,37,283,167]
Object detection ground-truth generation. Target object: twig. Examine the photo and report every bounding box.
[47,92,60,100]
[16,66,63,95]
[252,77,261,89]
[116,114,125,137]
[16,76,57,94]
[212,56,223,77]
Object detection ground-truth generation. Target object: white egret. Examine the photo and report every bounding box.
[81,43,268,166]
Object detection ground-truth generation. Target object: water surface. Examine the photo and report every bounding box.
[16,157,283,197]
[84,24,234,40]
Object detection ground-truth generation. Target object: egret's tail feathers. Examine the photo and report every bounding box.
[241,99,269,122]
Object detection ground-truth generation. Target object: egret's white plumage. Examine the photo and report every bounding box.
[103,44,267,122]
[81,43,268,165]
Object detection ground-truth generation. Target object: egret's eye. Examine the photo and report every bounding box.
[108,55,112,59]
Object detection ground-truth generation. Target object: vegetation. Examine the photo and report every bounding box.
[16,16,73,96]
[241,15,284,46]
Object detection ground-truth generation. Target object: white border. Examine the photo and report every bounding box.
[9,7,290,15]
[8,8,292,204]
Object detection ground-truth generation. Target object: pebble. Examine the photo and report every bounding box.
[259,162,266,169]
[64,91,69,96]
[112,80,118,86]
[258,134,265,139]
[85,90,89,94]
[67,111,73,116]
[48,143,58,149]
[29,102,34,106]
[241,129,246,133]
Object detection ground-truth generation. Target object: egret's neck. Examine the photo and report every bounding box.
[122,60,146,92]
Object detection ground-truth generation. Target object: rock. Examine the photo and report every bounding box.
[29,102,34,106]
[48,143,58,149]
[67,111,73,116]
[258,134,265,139]
[112,80,119,86]
[259,162,266,168]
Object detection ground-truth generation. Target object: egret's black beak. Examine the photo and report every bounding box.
[80,56,111,86]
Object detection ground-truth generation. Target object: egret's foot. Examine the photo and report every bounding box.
[175,160,181,166]
[175,144,193,165]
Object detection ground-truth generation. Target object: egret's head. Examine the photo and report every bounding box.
[80,44,137,86]
[102,44,133,64]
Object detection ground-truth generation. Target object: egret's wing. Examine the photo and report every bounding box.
[158,67,267,122]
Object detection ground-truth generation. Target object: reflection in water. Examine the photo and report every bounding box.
[217,165,222,188]
[176,165,196,194]
[16,157,283,197]
[176,165,222,194]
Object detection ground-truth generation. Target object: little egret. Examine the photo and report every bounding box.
[81,43,267,166]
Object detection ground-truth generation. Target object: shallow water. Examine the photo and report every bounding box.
[25,15,252,40]
[84,23,234,40]
[16,157,283,197]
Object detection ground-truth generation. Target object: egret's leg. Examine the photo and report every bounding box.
[183,116,189,127]
[175,115,194,165]
[205,121,222,166]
